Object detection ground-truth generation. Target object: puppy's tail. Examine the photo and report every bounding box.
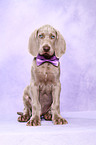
[17,112,23,115]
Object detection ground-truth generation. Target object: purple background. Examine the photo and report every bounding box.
[0,0,96,120]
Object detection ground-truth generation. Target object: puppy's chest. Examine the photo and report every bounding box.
[35,63,59,83]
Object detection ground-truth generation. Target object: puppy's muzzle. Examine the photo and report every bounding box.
[43,45,50,52]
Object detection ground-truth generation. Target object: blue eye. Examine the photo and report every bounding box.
[39,34,44,39]
[51,35,55,39]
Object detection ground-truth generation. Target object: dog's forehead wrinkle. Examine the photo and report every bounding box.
[38,25,56,35]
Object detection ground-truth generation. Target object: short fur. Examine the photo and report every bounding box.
[17,25,68,126]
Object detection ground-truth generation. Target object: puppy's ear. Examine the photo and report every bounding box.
[55,31,66,58]
[28,29,38,57]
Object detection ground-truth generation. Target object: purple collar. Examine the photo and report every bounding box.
[36,54,59,66]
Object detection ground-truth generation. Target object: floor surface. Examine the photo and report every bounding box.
[0,111,96,145]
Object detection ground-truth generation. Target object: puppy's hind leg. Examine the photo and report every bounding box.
[17,85,32,122]
[43,109,52,121]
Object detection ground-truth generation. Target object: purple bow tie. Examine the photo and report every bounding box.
[36,54,59,66]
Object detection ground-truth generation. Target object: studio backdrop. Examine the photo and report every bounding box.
[0,0,96,120]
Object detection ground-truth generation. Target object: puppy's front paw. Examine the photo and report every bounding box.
[26,116,41,126]
[53,114,68,125]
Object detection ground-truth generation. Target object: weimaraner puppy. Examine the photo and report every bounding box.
[17,25,68,126]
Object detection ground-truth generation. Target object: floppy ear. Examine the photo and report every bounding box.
[28,29,38,57]
[55,31,66,58]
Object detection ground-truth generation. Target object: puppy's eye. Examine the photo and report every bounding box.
[50,35,55,39]
[39,34,44,39]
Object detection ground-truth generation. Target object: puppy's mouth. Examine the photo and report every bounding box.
[40,52,55,59]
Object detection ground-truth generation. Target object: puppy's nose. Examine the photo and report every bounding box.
[43,45,50,52]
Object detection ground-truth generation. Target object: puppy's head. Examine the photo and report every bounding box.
[28,25,66,58]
